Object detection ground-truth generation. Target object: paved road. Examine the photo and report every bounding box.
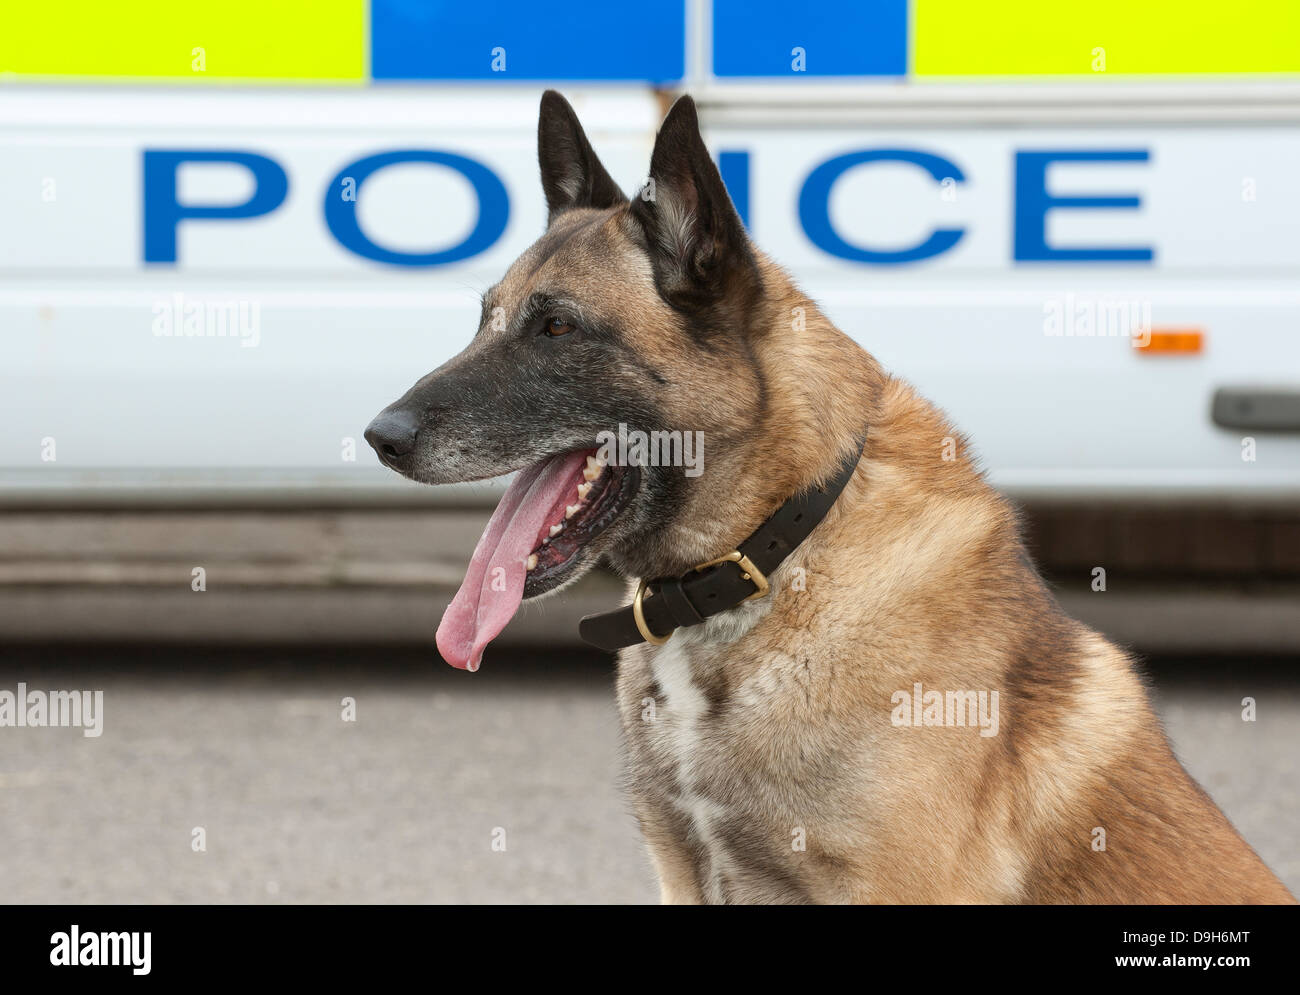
[1,646,1295,903]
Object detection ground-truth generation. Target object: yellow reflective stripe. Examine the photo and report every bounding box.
[914,0,1300,75]
[0,1,364,80]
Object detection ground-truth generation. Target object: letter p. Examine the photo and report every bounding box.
[143,150,288,264]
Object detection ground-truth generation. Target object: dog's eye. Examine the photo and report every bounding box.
[545,317,576,337]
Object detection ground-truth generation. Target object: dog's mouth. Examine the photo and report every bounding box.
[435,448,637,672]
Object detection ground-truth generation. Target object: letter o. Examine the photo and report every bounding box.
[324,150,509,266]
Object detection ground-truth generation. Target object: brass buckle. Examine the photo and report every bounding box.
[633,551,770,648]
[633,579,672,646]
[690,550,770,602]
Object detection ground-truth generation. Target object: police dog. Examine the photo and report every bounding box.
[366,91,1295,905]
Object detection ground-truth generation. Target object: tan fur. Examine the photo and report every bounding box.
[605,256,1296,905]
[469,173,1292,905]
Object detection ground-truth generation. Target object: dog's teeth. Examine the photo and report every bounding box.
[583,456,601,481]
[566,504,579,519]
[577,482,592,501]
[549,523,563,538]
[526,554,538,571]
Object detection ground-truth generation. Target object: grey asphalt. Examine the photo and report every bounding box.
[0,646,1295,903]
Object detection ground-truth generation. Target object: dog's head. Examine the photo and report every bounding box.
[366,91,772,669]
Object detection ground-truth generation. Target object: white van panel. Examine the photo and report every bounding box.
[1,90,1296,500]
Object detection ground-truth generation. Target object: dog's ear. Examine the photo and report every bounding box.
[630,95,759,312]
[537,90,627,222]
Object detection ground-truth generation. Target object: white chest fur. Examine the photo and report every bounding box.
[647,638,730,901]
[639,599,772,901]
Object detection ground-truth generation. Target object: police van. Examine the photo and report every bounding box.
[1,2,1298,646]
[3,0,1298,503]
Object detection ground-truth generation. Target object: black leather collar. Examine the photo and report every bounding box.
[578,436,865,651]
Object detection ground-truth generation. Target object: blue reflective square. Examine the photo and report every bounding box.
[372,0,685,81]
[712,0,907,77]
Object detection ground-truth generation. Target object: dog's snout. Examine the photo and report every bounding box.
[365,409,420,462]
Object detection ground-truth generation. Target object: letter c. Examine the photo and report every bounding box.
[798,150,965,264]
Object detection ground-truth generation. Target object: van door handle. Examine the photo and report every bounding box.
[1211,388,1300,432]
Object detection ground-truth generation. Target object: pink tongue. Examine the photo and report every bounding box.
[435,451,587,671]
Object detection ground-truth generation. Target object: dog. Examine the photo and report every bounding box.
[366,91,1295,905]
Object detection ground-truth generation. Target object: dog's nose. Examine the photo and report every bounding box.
[365,409,420,462]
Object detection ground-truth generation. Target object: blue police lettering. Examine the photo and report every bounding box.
[143,150,288,264]
[798,149,966,264]
[140,145,1155,267]
[1014,149,1153,262]
[323,150,509,266]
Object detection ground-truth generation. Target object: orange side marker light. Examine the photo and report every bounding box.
[1134,328,1204,355]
